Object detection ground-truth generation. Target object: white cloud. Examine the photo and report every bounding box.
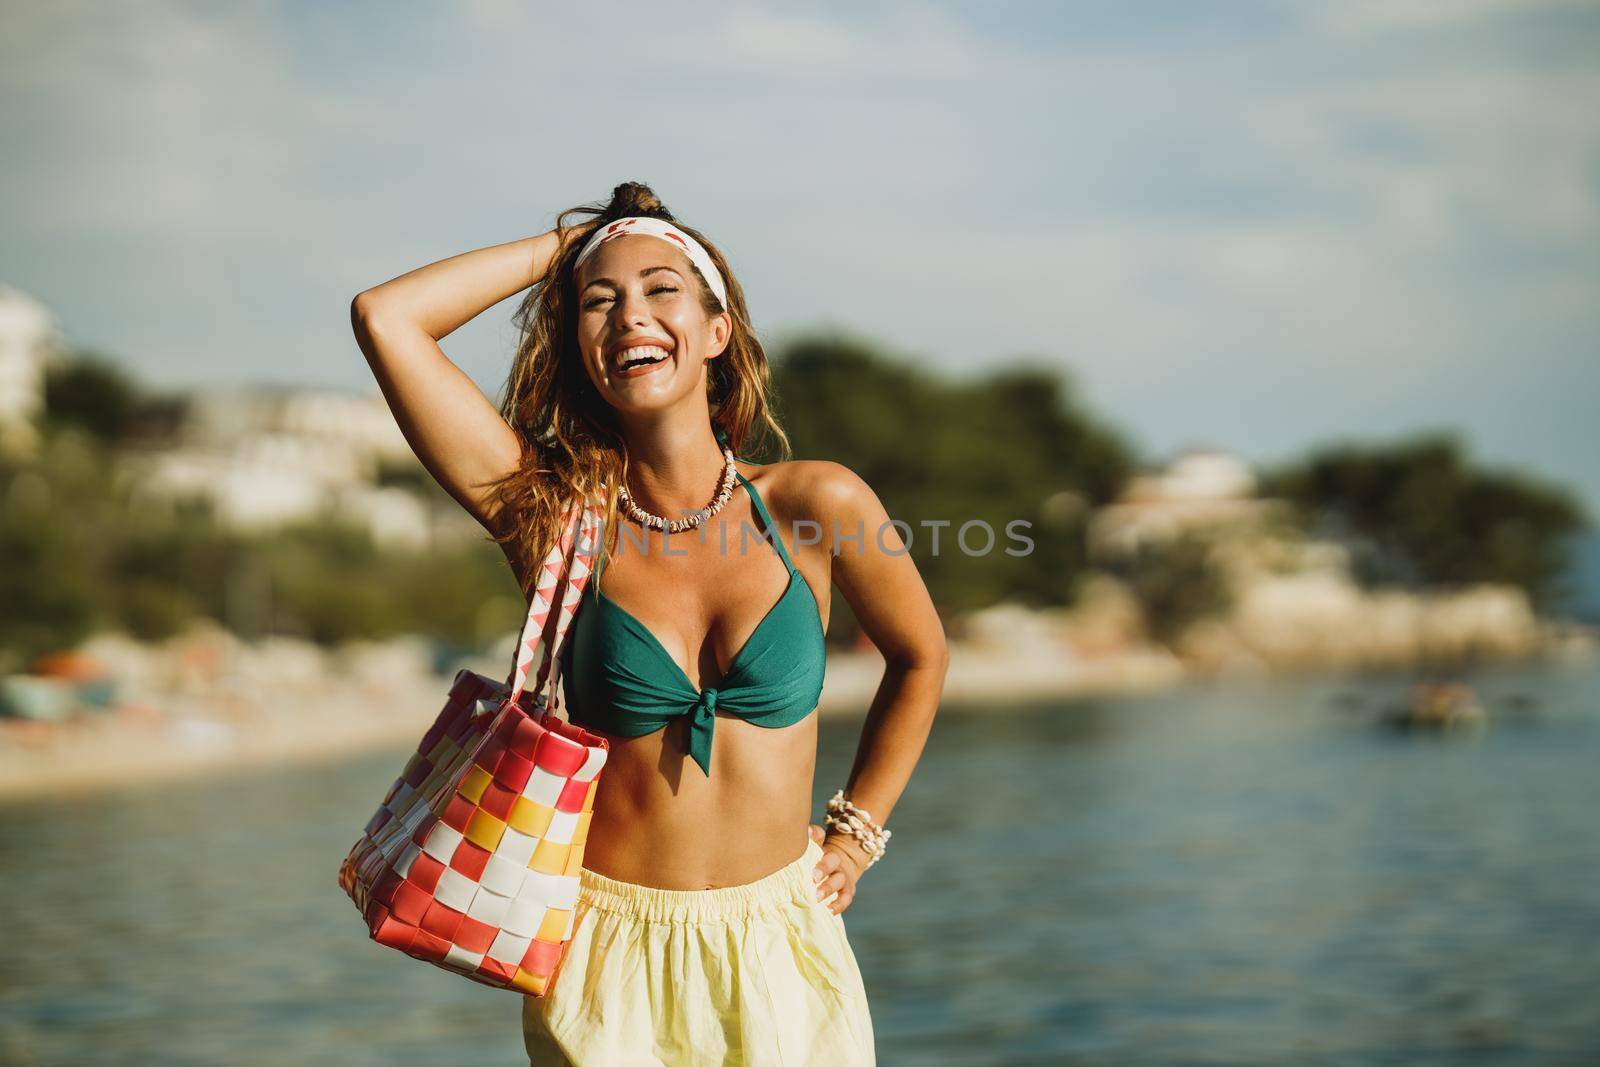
[1263,67,1600,238]
[2,0,1596,506]
[1,4,328,240]
[710,4,987,82]
[1319,0,1593,33]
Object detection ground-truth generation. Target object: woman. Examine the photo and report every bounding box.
[351,182,948,1065]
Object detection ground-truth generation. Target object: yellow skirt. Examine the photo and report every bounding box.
[521,837,875,1066]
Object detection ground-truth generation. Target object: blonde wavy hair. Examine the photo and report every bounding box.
[486,181,790,597]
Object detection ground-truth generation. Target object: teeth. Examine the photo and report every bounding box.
[617,345,669,368]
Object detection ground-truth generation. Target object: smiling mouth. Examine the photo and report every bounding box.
[614,345,672,372]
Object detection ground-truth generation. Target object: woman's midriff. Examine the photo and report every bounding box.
[577,711,821,889]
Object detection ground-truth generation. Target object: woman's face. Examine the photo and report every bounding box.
[574,234,730,413]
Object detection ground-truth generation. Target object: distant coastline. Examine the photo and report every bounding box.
[0,637,1178,801]
[2,618,1593,801]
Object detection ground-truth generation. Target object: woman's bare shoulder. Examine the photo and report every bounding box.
[744,459,883,536]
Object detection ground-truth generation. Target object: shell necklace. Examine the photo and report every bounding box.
[617,447,740,533]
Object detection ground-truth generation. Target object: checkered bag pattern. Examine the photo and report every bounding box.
[339,501,609,996]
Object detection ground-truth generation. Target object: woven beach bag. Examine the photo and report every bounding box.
[338,501,609,996]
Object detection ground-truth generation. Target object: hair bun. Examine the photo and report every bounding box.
[608,181,671,220]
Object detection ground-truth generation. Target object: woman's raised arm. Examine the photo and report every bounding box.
[349,228,569,535]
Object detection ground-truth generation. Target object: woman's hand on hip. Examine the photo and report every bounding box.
[808,823,868,915]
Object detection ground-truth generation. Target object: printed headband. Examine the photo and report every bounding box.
[572,216,729,310]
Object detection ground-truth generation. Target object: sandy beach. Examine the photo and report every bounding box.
[0,640,1186,801]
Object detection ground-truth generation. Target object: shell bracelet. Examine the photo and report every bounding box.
[824,789,891,869]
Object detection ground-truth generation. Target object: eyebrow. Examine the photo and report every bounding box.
[581,265,685,292]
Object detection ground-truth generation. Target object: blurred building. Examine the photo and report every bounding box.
[1088,449,1279,559]
[182,387,415,464]
[0,285,58,456]
[131,386,474,548]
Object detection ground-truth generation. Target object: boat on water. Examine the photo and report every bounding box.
[1380,681,1488,732]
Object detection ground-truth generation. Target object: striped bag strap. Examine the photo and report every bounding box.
[502,499,605,716]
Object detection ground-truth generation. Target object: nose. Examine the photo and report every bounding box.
[611,285,653,331]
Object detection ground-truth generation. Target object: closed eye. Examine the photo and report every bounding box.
[583,285,678,310]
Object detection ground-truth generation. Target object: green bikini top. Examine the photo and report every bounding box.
[560,469,827,777]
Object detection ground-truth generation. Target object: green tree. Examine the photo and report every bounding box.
[767,331,1136,635]
[0,424,519,663]
[1101,535,1231,647]
[43,351,186,446]
[1262,434,1588,608]
[0,430,117,669]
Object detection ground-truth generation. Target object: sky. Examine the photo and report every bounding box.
[3,0,1598,510]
